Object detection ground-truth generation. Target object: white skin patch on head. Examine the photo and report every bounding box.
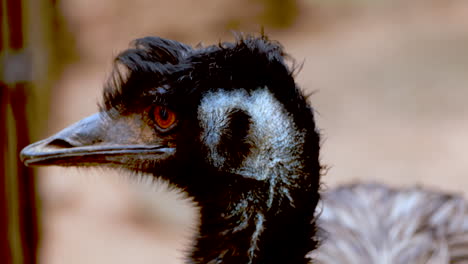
[197,87,306,187]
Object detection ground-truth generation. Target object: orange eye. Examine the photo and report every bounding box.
[153,106,177,130]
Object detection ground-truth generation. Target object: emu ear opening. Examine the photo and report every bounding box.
[217,109,252,169]
[20,113,174,167]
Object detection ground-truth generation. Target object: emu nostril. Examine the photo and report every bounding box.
[47,138,75,149]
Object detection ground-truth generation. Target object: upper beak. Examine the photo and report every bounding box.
[20,113,175,168]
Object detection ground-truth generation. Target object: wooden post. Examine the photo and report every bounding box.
[1,0,39,263]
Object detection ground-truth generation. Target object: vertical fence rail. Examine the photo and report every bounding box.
[1,0,39,263]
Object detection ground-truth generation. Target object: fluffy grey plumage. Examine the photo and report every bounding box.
[311,183,468,264]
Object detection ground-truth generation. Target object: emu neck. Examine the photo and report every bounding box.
[185,173,318,264]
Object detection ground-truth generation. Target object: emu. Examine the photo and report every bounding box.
[21,35,468,264]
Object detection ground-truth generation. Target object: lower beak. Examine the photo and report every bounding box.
[20,113,175,168]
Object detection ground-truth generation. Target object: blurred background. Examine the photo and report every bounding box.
[2,0,468,263]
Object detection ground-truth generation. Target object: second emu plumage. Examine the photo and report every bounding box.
[21,35,321,264]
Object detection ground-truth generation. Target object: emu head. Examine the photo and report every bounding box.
[21,35,321,264]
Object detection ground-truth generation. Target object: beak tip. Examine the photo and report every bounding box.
[19,145,34,166]
[19,140,51,167]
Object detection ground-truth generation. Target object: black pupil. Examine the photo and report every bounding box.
[159,108,168,120]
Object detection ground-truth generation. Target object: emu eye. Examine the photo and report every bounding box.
[153,106,177,130]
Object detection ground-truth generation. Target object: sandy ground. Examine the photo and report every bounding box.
[32,1,468,263]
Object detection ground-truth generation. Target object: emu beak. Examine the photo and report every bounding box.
[20,113,175,168]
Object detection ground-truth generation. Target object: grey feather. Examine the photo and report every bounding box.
[311,183,468,264]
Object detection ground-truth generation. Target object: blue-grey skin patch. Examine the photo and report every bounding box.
[198,87,306,182]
